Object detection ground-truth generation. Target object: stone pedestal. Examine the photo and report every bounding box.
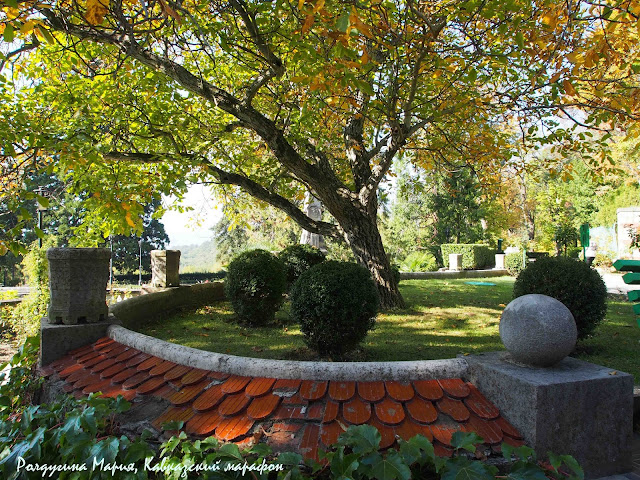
[465,352,633,478]
[47,248,110,325]
[151,250,180,287]
[617,207,640,258]
[494,253,505,270]
[448,253,463,271]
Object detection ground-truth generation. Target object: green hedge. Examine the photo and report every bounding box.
[440,244,494,269]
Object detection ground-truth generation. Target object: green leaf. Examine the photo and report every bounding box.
[369,450,412,480]
[440,457,497,480]
[3,24,15,43]
[406,434,436,466]
[218,442,243,461]
[337,424,381,454]
[507,464,548,480]
[516,32,524,48]
[330,447,360,480]
[161,420,184,431]
[450,431,483,453]
[336,13,350,32]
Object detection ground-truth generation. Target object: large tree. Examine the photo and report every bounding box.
[1,0,639,307]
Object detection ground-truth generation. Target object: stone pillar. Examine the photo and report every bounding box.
[617,207,640,258]
[151,250,181,287]
[494,253,505,270]
[448,253,463,271]
[300,193,327,252]
[47,248,110,324]
[41,248,120,365]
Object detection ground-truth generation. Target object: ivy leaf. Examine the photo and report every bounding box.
[217,442,243,461]
[450,431,483,453]
[337,424,381,454]
[507,464,548,480]
[330,447,360,480]
[369,450,412,480]
[440,456,497,480]
[88,437,120,467]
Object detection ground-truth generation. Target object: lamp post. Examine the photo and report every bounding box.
[34,187,48,248]
[138,238,143,286]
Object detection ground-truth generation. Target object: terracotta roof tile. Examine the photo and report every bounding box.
[437,396,470,422]
[406,397,438,424]
[328,381,356,402]
[46,338,524,461]
[218,393,252,417]
[299,380,328,401]
[192,384,226,412]
[437,378,470,399]
[413,380,444,401]
[247,394,281,420]
[357,381,386,402]
[342,397,372,425]
[374,398,405,425]
[434,443,453,458]
[503,436,526,447]
[465,384,500,420]
[245,377,276,397]
[385,381,415,402]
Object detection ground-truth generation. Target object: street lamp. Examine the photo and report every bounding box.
[138,238,143,285]
[34,187,48,248]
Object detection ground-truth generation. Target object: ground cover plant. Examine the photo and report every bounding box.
[136,277,640,381]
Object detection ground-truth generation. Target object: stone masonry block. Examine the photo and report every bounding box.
[151,250,181,287]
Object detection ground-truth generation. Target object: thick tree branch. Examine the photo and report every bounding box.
[103,151,341,238]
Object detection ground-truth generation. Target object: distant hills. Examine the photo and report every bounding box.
[172,239,219,272]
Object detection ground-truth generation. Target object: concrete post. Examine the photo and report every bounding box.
[151,250,181,287]
[494,253,505,270]
[448,253,463,271]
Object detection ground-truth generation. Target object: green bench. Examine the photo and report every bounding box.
[612,259,640,328]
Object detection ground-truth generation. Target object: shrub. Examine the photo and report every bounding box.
[440,244,494,269]
[399,251,438,272]
[278,244,326,286]
[290,261,379,358]
[224,249,286,325]
[505,252,526,277]
[513,256,607,339]
[593,252,614,269]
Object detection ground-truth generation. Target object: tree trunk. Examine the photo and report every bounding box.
[337,209,405,310]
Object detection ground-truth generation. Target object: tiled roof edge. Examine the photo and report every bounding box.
[107,325,469,381]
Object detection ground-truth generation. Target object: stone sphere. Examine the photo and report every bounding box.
[499,294,577,367]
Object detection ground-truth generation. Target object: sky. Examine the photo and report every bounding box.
[161,184,223,248]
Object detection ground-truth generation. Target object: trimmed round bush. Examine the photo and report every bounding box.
[278,244,326,286]
[224,249,286,325]
[505,252,526,277]
[290,261,379,358]
[513,256,607,339]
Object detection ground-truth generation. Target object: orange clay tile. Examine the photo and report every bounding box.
[276,406,308,420]
[51,357,79,372]
[385,381,415,402]
[76,350,102,364]
[192,384,226,412]
[503,436,526,447]
[437,396,470,422]
[434,444,454,458]
[369,418,396,449]
[122,371,151,389]
[90,358,117,374]
[464,384,500,420]
[406,397,438,424]
[394,420,433,442]
[374,398,405,425]
[136,356,164,372]
[218,393,252,417]
[164,365,192,383]
[322,400,340,423]
[39,365,55,378]
[220,376,251,395]
[149,361,178,377]
[247,394,281,420]
[245,377,276,397]
[99,385,137,402]
[282,393,305,406]
[137,376,167,395]
[111,367,139,384]
[306,402,324,421]
[102,344,128,358]
[357,381,386,402]
[72,373,103,390]
[153,384,177,400]
[328,381,356,402]
[273,379,302,394]
[65,368,90,384]
[207,371,230,381]
[125,352,151,368]
[180,368,209,386]
[412,380,444,401]
[186,410,222,436]
[58,363,84,379]
[167,380,210,406]
[320,421,347,447]
[429,424,459,447]
[342,397,372,425]
[467,415,503,445]
[100,363,127,379]
[299,424,321,462]
[82,378,113,395]
[153,406,195,431]
[82,355,110,369]
[114,348,139,363]
[70,344,95,358]
[299,380,328,401]
[215,416,255,441]
[437,378,470,399]
[495,416,522,439]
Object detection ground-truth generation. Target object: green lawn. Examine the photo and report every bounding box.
[135,276,640,382]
